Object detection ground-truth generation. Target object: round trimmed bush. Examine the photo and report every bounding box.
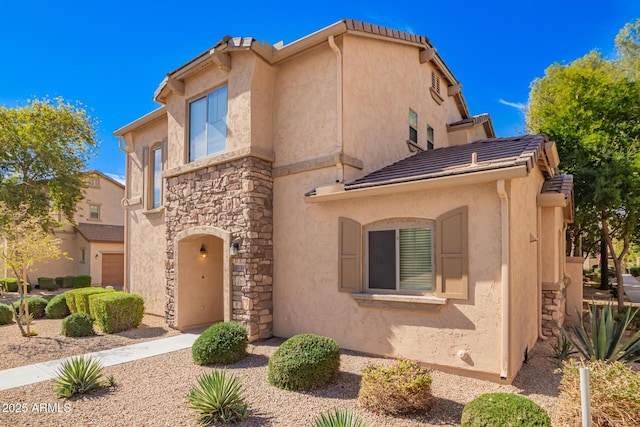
[0,303,14,325]
[192,322,248,365]
[461,392,551,427]
[38,277,59,291]
[268,334,340,391]
[13,297,49,318]
[46,293,70,319]
[61,313,94,337]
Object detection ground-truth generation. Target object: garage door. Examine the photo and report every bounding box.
[102,253,124,286]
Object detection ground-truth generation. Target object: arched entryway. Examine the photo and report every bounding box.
[174,226,231,330]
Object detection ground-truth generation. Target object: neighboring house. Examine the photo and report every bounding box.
[115,19,579,383]
[28,171,125,286]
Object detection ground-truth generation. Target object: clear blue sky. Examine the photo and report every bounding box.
[1,1,638,183]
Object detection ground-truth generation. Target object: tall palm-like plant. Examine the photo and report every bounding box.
[558,302,640,363]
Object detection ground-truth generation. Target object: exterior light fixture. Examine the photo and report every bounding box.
[229,242,239,256]
[200,244,208,259]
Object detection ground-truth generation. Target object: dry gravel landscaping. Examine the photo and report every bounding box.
[0,321,564,426]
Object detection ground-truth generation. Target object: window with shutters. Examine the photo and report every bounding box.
[365,219,434,294]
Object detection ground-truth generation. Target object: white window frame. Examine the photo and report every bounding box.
[188,85,228,162]
[364,219,435,295]
[149,143,163,210]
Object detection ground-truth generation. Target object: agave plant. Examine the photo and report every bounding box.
[53,356,104,398]
[188,370,248,425]
[312,408,371,427]
[551,334,578,366]
[558,302,640,363]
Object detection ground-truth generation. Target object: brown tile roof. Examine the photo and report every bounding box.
[343,19,431,45]
[76,223,124,243]
[307,135,548,195]
[541,174,573,200]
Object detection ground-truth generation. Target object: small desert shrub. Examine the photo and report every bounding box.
[55,277,64,287]
[90,292,144,334]
[61,313,94,337]
[0,303,13,324]
[188,369,248,425]
[54,356,104,398]
[1,278,31,293]
[74,275,92,288]
[630,266,640,277]
[38,277,59,291]
[551,334,577,366]
[557,359,640,427]
[63,276,76,288]
[192,322,248,365]
[66,287,113,315]
[358,358,433,415]
[461,392,551,426]
[13,297,49,318]
[312,408,371,427]
[46,292,70,319]
[268,334,340,391]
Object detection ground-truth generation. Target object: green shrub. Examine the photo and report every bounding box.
[358,358,433,415]
[188,369,248,425]
[192,322,248,366]
[461,393,551,427]
[558,359,639,426]
[42,294,57,302]
[61,312,94,337]
[46,293,70,319]
[90,292,144,334]
[74,275,92,288]
[55,277,64,287]
[268,334,340,391]
[65,287,113,315]
[54,356,104,398]
[13,297,49,318]
[38,277,58,291]
[0,303,13,324]
[1,278,31,293]
[62,276,75,288]
[630,266,640,277]
[312,408,371,427]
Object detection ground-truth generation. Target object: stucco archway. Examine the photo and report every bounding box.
[174,226,232,330]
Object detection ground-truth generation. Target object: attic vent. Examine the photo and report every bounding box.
[431,71,440,94]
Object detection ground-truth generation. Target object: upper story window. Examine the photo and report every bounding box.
[409,108,418,143]
[189,85,228,162]
[367,222,434,293]
[427,125,434,150]
[150,144,162,209]
[88,204,101,221]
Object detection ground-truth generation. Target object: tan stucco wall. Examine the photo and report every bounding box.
[541,207,565,284]
[565,257,584,324]
[74,176,125,226]
[89,242,124,286]
[273,169,505,378]
[124,115,168,315]
[507,169,545,378]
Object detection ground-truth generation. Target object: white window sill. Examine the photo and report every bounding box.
[142,207,165,219]
[350,293,447,312]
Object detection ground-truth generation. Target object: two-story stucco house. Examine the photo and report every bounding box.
[115,19,580,382]
[28,171,125,286]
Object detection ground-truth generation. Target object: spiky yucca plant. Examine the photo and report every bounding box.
[312,408,371,427]
[53,356,104,398]
[188,370,248,425]
[558,302,640,363]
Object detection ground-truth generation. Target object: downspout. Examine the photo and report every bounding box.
[118,136,130,293]
[328,35,344,183]
[497,180,510,380]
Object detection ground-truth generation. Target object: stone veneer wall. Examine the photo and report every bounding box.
[164,156,273,341]
[541,280,567,337]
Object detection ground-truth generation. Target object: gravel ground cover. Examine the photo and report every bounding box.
[0,336,563,426]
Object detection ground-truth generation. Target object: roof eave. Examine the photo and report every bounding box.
[305,165,528,203]
[114,106,166,136]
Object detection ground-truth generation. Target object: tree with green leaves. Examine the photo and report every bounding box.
[0,97,99,230]
[0,203,64,336]
[527,20,640,311]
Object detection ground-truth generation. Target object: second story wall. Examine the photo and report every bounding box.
[74,173,124,226]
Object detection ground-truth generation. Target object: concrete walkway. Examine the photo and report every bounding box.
[623,273,640,304]
[0,331,200,391]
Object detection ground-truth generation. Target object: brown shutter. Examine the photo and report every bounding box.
[338,217,361,293]
[436,206,468,299]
